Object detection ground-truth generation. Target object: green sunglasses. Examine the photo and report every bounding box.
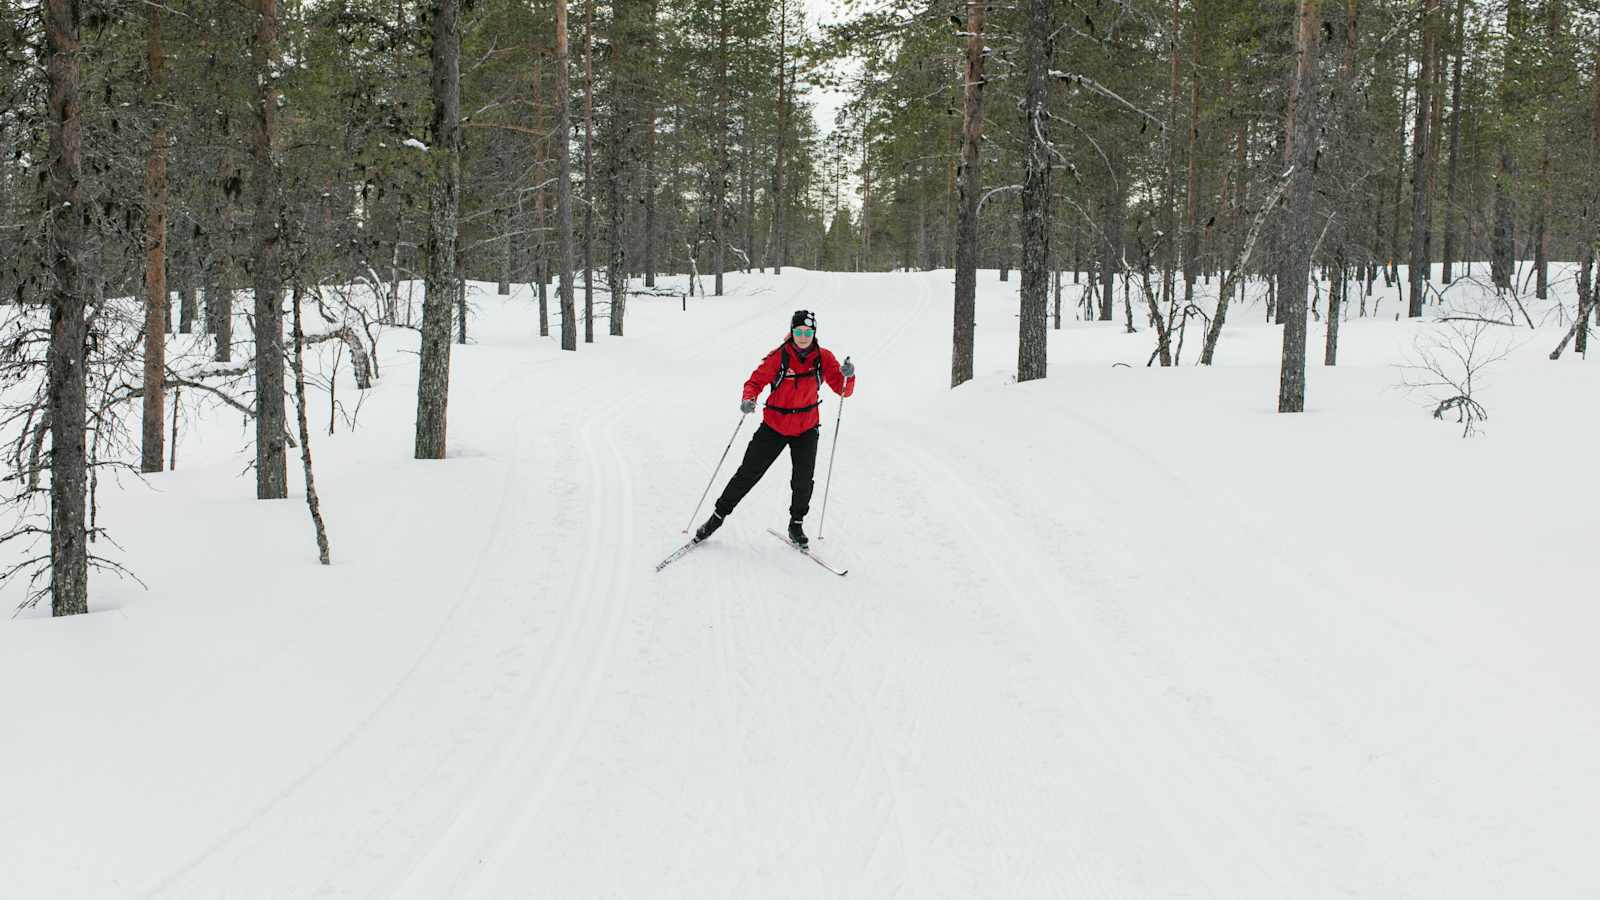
[792,327,815,338]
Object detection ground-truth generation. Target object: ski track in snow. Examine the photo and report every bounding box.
[6,268,1600,899]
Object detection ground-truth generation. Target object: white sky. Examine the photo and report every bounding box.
[804,0,851,134]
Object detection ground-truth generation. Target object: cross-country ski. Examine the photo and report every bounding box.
[766,528,849,576]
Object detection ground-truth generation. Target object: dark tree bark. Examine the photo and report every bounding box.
[604,0,631,336]
[1278,0,1319,413]
[204,138,238,361]
[1491,0,1523,291]
[46,0,88,616]
[532,50,550,336]
[950,0,986,387]
[142,4,168,474]
[1327,0,1358,366]
[556,0,578,351]
[1099,151,1122,322]
[582,0,595,340]
[860,95,872,270]
[1160,0,1179,348]
[712,0,729,296]
[1183,77,1200,311]
[642,0,659,286]
[1389,33,1410,293]
[772,0,789,275]
[1573,42,1600,356]
[178,275,196,335]
[1441,0,1465,283]
[1016,0,1052,382]
[1534,0,1561,301]
[1561,42,1600,357]
[742,113,754,273]
[1408,0,1439,317]
[414,0,460,459]
[498,206,512,295]
[252,0,287,497]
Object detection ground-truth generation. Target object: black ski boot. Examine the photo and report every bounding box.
[787,518,809,549]
[694,512,725,543]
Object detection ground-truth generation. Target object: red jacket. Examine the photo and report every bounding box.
[742,339,856,436]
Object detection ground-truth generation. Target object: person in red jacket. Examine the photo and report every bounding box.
[694,310,856,548]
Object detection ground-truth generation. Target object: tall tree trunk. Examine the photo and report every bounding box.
[1408,0,1438,317]
[1327,0,1358,366]
[605,0,630,336]
[1100,147,1122,322]
[414,0,460,459]
[945,123,958,268]
[1576,41,1600,355]
[178,276,196,335]
[1534,0,1561,300]
[641,0,658,286]
[556,0,577,351]
[712,0,729,296]
[46,0,88,615]
[1230,114,1247,309]
[1492,0,1522,291]
[1389,33,1410,293]
[532,50,550,336]
[642,109,657,288]
[1183,78,1200,310]
[773,0,789,275]
[1279,0,1319,413]
[582,0,595,341]
[1160,0,1179,351]
[205,131,238,361]
[252,0,287,497]
[1441,0,1465,283]
[142,5,168,474]
[951,0,986,387]
[860,93,872,271]
[498,206,512,295]
[1017,0,1052,382]
[741,113,754,273]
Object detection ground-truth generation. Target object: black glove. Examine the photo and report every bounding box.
[841,357,855,378]
[740,398,756,414]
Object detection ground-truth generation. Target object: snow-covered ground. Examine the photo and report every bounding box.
[4,266,1598,898]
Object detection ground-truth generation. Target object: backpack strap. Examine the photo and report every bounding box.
[771,345,790,390]
[770,343,823,390]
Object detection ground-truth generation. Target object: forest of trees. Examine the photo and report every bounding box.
[3,0,1599,614]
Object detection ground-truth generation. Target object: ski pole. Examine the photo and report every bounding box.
[684,411,748,533]
[817,357,849,541]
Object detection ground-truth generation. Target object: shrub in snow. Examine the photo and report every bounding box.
[1400,308,1512,438]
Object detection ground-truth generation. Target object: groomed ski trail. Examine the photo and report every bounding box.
[10,268,1591,900]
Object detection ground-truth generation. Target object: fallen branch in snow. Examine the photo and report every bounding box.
[303,326,373,390]
[1436,315,1514,327]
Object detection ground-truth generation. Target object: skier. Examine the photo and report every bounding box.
[693,310,856,549]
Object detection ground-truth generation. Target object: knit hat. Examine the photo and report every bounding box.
[791,309,816,330]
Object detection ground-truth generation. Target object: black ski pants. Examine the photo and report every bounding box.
[714,423,820,521]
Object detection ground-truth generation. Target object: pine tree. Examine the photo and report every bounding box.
[415,0,461,459]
